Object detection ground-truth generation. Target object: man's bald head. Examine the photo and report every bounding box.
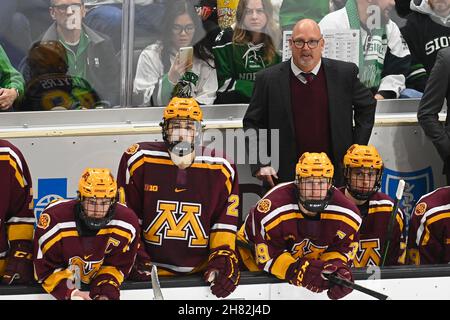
[289,19,324,72]
[292,19,322,39]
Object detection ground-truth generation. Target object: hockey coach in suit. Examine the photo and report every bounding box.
[244,18,377,189]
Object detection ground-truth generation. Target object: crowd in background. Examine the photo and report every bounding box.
[0,0,448,111]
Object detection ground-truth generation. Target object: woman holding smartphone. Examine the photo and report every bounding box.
[213,0,281,104]
[134,0,217,106]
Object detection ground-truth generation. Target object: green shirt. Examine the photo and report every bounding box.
[60,30,89,79]
[0,45,24,97]
[279,0,330,28]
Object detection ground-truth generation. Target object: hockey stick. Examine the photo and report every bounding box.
[381,179,406,267]
[324,273,390,300]
[151,265,164,300]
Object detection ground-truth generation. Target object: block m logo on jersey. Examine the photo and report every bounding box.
[381,167,434,222]
[144,200,208,247]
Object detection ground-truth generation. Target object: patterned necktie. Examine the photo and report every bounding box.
[301,72,314,84]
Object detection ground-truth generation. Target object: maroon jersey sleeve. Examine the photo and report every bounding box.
[244,199,299,280]
[0,141,35,244]
[117,143,151,263]
[90,204,140,299]
[33,201,77,300]
[208,158,239,253]
[407,187,450,265]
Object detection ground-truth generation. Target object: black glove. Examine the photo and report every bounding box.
[2,241,33,285]
[324,260,353,300]
[204,248,240,298]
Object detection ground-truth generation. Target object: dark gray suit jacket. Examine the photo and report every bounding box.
[243,58,377,186]
[418,47,450,171]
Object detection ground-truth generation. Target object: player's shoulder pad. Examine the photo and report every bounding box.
[325,188,362,231]
[413,186,450,217]
[255,182,297,215]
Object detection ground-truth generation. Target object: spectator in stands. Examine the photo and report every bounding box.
[21,0,120,107]
[20,41,101,111]
[407,186,450,264]
[401,0,450,92]
[279,0,347,31]
[319,0,411,99]
[134,0,217,106]
[17,0,54,41]
[0,139,35,285]
[213,0,281,104]
[0,0,32,68]
[0,45,24,112]
[84,0,166,53]
[417,46,450,185]
[394,0,413,17]
[190,0,220,53]
[243,19,376,189]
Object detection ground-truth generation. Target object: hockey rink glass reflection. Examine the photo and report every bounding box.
[82,197,114,218]
[297,177,331,200]
[167,119,201,144]
[348,167,380,194]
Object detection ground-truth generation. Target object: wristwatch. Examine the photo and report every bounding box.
[13,88,19,98]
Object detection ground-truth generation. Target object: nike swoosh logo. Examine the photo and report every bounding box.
[84,254,93,260]
[175,188,187,193]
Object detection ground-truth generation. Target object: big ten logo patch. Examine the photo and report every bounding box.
[144,200,208,247]
[382,167,434,231]
[34,178,68,221]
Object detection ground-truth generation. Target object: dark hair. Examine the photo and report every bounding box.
[160,0,213,73]
[233,0,280,64]
[28,40,68,77]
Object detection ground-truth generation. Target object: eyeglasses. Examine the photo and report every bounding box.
[172,24,196,35]
[52,3,82,12]
[291,38,322,49]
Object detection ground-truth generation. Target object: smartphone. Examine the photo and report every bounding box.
[179,46,194,70]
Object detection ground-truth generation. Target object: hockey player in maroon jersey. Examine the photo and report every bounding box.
[407,186,450,265]
[117,97,240,298]
[0,140,35,285]
[341,144,406,267]
[237,152,361,300]
[33,168,140,300]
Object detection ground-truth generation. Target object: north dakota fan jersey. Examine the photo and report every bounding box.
[21,73,101,111]
[345,190,406,267]
[212,28,281,103]
[117,142,239,275]
[237,183,361,280]
[0,140,34,275]
[33,199,140,300]
[407,186,450,265]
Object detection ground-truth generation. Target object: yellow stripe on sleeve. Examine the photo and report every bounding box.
[421,212,450,246]
[96,266,124,285]
[270,252,297,280]
[210,230,236,251]
[321,213,359,232]
[320,251,348,263]
[42,231,79,256]
[7,224,34,241]
[0,155,25,188]
[42,269,74,294]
